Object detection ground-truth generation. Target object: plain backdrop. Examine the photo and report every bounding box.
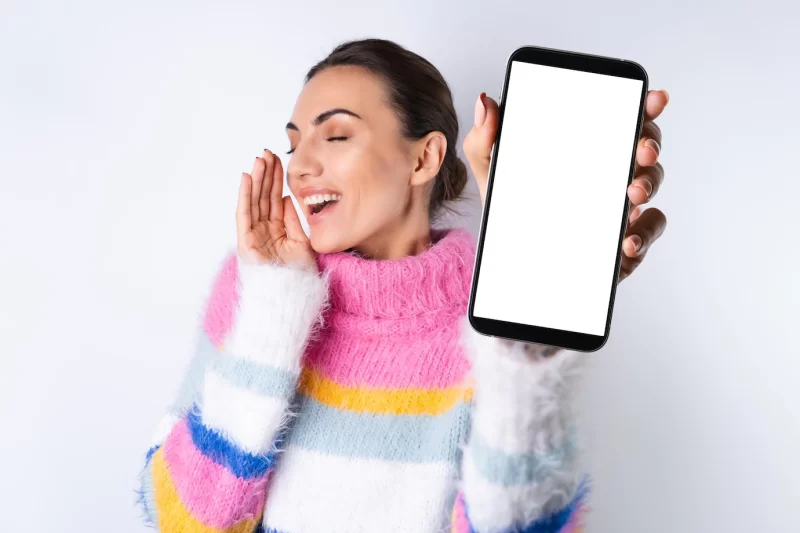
[1,1,798,531]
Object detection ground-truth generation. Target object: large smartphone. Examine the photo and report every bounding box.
[468,45,648,352]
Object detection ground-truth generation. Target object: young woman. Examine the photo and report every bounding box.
[136,38,668,533]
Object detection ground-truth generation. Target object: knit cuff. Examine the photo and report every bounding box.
[458,316,588,531]
[223,255,330,374]
[460,316,587,454]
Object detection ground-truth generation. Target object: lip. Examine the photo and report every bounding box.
[307,197,339,225]
[298,186,342,223]
[298,186,342,199]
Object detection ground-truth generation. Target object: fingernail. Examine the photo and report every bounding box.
[645,138,660,157]
[629,235,642,253]
[474,92,487,126]
[663,90,669,105]
[635,179,653,198]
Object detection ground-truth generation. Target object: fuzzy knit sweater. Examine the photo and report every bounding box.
[136,227,589,533]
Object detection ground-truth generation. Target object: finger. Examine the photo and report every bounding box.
[636,134,660,168]
[640,120,662,151]
[463,92,500,202]
[250,156,265,226]
[270,151,285,222]
[236,173,252,239]
[618,250,645,282]
[644,89,669,121]
[283,195,308,242]
[627,162,664,205]
[622,207,667,257]
[259,150,273,221]
[628,205,642,224]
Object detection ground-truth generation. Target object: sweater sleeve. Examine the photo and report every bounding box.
[136,252,330,532]
[451,317,590,533]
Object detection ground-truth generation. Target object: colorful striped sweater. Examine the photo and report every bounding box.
[136,227,589,533]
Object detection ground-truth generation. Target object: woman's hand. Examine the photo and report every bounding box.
[463,90,669,283]
[236,149,317,273]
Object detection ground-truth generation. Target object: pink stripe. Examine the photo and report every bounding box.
[161,418,267,529]
[451,491,470,533]
[202,252,239,347]
[561,499,588,533]
[305,325,471,388]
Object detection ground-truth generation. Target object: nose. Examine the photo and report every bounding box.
[286,140,323,182]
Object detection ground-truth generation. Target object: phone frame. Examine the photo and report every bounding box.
[468,45,649,352]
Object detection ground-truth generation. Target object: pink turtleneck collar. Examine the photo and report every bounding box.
[314,227,476,321]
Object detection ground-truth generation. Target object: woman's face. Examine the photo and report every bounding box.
[285,66,439,255]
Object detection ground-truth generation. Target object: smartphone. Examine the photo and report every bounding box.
[468,45,649,352]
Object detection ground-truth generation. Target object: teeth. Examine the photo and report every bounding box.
[304,193,342,206]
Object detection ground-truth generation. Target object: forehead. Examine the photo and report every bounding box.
[290,66,391,125]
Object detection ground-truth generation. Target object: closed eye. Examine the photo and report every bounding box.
[286,137,348,155]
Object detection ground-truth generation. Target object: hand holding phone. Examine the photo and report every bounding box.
[466,45,667,352]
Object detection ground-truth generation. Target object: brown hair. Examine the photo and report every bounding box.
[305,38,468,221]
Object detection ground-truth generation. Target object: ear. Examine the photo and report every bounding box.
[409,131,447,187]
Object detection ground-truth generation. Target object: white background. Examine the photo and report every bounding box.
[1,1,798,531]
[474,62,643,335]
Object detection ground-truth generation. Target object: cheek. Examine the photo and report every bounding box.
[331,146,408,208]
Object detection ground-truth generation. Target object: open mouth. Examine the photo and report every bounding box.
[304,193,342,216]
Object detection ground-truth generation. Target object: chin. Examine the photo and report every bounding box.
[308,228,350,255]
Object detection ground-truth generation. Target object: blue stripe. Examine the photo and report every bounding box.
[200,332,298,400]
[461,476,589,533]
[145,445,159,463]
[285,394,470,463]
[187,405,283,479]
[469,431,577,486]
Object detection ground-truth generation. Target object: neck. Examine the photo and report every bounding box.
[350,215,433,260]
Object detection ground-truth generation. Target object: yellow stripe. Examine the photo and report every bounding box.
[298,367,473,415]
[151,447,259,533]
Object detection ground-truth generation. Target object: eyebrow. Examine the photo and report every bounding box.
[285,108,362,131]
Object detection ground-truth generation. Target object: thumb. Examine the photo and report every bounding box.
[463,92,499,203]
[282,195,308,243]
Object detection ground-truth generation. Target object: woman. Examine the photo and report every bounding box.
[136,38,668,533]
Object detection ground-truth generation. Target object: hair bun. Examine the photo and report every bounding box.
[449,156,468,199]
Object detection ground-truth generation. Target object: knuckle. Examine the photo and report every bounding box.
[644,121,662,144]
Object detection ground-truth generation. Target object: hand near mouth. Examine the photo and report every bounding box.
[236,149,318,273]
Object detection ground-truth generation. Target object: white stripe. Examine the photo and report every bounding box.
[149,413,180,447]
[263,446,457,533]
[223,257,329,372]
[460,446,582,533]
[201,368,289,455]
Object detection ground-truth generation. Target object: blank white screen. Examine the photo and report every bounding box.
[473,61,643,336]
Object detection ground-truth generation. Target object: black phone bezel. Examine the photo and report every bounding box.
[467,45,649,353]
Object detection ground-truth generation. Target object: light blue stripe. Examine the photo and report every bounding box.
[194,329,299,401]
[285,394,470,463]
[136,451,158,527]
[469,431,577,486]
[169,329,213,417]
[141,465,156,522]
